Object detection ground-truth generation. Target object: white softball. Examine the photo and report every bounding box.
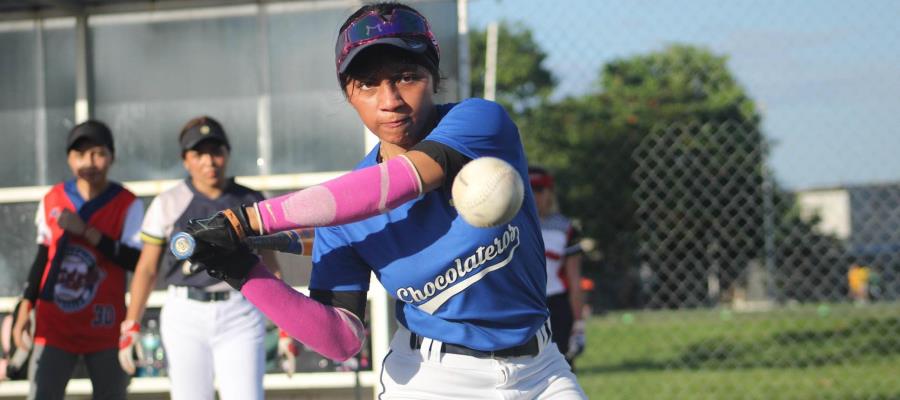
[452,156,525,228]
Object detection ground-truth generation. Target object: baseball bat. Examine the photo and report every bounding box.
[171,229,314,260]
[564,238,597,256]
[563,243,584,256]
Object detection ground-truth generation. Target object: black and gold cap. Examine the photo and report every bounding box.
[179,116,230,151]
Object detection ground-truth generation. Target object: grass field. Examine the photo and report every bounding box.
[575,303,900,399]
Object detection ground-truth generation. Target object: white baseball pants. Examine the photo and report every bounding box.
[379,325,587,399]
[160,286,266,400]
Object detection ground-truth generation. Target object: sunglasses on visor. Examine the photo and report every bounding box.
[337,8,440,69]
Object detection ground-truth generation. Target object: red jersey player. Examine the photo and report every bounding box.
[13,121,144,400]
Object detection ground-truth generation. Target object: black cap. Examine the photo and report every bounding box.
[67,120,114,154]
[179,116,230,151]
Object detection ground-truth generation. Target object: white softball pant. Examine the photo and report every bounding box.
[379,324,587,399]
[160,286,266,400]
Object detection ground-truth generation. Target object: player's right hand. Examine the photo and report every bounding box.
[185,205,256,256]
[566,319,586,360]
[118,320,143,375]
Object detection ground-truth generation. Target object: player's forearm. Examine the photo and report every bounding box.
[14,299,32,330]
[125,252,160,321]
[565,256,585,320]
[568,287,585,321]
[22,245,48,303]
[126,274,156,322]
[12,299,33,349]
[240,264,365,362]
[95,235,141,271]
[16,299,32,320]
[254,155,423,234]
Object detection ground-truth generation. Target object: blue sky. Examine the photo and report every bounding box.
[468,0,900,190]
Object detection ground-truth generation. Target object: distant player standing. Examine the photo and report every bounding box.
[13,121,144,400]
[529,166,587,369]
[118,117,285,400]
[180,3,586,398]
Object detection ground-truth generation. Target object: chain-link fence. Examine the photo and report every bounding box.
[467,0,900,398]
[0,0,897,398]
[635,121,767,309]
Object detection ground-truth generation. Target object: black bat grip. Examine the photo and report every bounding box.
[244,230,306,255]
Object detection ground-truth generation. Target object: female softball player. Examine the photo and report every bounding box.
[529,166,587,369]
[184,3,585,398]
[119,116,287,400]
[14,120,144,400]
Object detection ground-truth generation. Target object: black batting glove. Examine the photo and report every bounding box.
[190,244,259,291]
[185,205,256,254]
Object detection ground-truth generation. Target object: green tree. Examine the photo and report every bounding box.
[523,45,767,308]
[468,32,845,308]
[468,21,555,111]
[521,44,847,308]
[599,44,759,126]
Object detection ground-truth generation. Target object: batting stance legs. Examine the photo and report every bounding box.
[160,287,266,400]
[380,324,586,399]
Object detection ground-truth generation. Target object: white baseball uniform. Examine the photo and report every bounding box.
[140,178,266,400]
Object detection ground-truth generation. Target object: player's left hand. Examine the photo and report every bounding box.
[277,329,299,377]
[566,320,586,360]
[185,205,257,256]
[190,244,260,290]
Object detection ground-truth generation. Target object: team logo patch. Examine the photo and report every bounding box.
[396,224,521,314]
[49,207,62,221]
[54,245,105,313]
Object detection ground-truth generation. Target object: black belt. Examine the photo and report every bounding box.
[185,287,232,302]
[409,322,549,359]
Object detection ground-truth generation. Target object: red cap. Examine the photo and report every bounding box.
[528,167,554,189]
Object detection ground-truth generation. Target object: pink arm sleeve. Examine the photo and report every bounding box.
[240,264,365,362]
[257,155,422,234]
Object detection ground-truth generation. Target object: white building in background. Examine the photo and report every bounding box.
[796,182,900,300]
[796,183,900,256]
[796,188,851,240]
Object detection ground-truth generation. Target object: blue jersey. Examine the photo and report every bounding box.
[311,99,548,351]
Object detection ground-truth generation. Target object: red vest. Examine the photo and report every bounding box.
[34,181,136,353]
